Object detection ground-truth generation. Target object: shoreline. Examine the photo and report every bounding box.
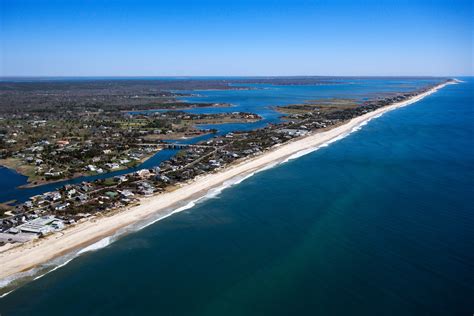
[0,81,453,287]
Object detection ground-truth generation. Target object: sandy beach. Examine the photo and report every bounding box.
[0,81,451,283]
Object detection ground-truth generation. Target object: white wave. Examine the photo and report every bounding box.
[0,270,36,289]
[0,250,80,297]
[0,238,113,295]
[283,147,320,163]
[33,258,75,281]
[77,237,113,255]
[0,290,14,298]
[138,201,197,230]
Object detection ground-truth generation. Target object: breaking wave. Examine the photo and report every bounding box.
[77,237,113,255]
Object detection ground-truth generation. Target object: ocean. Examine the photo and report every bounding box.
[0,78,473,315]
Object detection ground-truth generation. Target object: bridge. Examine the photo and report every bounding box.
[160,143,215,150]
[138,143,215,150]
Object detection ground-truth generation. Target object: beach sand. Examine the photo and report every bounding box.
[0,82,451,283]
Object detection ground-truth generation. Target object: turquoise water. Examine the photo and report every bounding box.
[0,79,473,315]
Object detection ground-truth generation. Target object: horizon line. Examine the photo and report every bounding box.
[1,75,465,80]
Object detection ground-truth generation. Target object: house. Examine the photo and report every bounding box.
[105,191,119,199]
[44,171,63,178]
[209,160,221,167]
[56,140,70,147]
[277,129,308,137]
[115,175,128,183]
[118,190,134,197]
[55,203,70,211]
[24,201,33,208]
[139,188,154,196]
[105,163,120,170]
[157,175,170,182]
[79,182,93,192]
[66,189,77,198]
[87,164,97,172]
[44,191,62,202]
[16,216,65,235]
[75,194,89,203]
[136,169,151,178]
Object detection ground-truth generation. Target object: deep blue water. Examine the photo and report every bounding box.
[1,78,473,315]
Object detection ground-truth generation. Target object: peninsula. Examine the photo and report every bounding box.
[0,79,455,283]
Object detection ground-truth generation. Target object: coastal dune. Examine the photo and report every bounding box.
[0,82,451,283]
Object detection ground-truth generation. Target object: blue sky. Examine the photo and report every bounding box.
[1,0,472,76]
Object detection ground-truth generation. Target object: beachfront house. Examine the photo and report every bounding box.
[15,216,65,236]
